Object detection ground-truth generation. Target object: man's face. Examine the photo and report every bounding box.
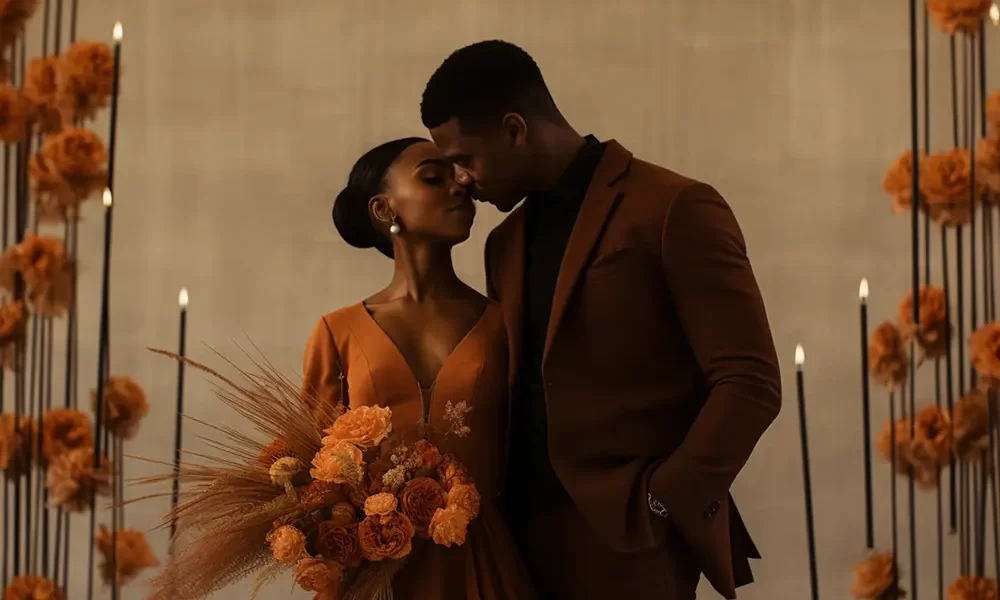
[429,118,527,213]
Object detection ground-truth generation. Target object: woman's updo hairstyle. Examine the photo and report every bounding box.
[332,137,427,258]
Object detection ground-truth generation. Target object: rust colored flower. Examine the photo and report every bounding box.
[45,447,110,512]
[28,154,75,224]
[399,476,446,537]
[0,300,26,370]
[299,480,344,507]
[953,390,991,460]
[948,575,998,600]
[55,40,116,123]
[869,321,909,391]
[906,406,952,488]
[928,0,991,36]
[94,525,159,586]
[447,483,481,519]
[413,439,443,470]
[41,408,92,463]
[877,416,912,475]
[293,557,343,594]
[884,150,926,215]
[23,56,61,134]
[91,376,149,440]
[357,509,414,561]
[266,525,306,564]
[0,84,28,143]
[257,438,296,467]
[428,504,471,548]
[38,127,107,203]
[971,321,1000,389]
[2,574,64,600]
[850,551,902,599]
[0,0,39,51]
[329,501,357,526]
[923,149,980,226]
[363,492,398,517]
[977,135,1000,195]
[311,439,364,485]
[6,235,74,318]
[323,404,392,448]
[898,286,951,359]
[317,520,361,567]
[436,454,472,492]
[0,412,33,479]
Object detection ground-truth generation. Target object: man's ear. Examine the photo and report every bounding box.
[368,194,394,226]
[501,113,527,147]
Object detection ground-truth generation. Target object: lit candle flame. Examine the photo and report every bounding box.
[113,21,123,42]
[178,287,189,309]
[859,277,869,302]
[991,3,999,25]
[102,187,112,207]
[795,344,805,367]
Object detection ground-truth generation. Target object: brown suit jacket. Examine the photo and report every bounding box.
[484,140,781,599]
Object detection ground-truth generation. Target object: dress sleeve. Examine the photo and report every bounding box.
[301,315,344,427]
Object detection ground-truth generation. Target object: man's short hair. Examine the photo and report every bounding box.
[420,40,559,130]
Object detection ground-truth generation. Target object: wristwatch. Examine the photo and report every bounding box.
[648,493,669,519]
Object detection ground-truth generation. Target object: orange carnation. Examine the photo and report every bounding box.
[323,405,392,448]
[358,510,414,561]
[399,476,446,537]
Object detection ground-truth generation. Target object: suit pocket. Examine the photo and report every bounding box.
[586,246,642,277]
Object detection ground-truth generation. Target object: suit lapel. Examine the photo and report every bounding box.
[543,141,633,365]
[496,206,526,388]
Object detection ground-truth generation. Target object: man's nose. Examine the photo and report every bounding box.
[453,167,473,186]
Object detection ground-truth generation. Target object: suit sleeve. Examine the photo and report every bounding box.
[648,183,781,520]
[301,316,344,428]
[484,231,499,301]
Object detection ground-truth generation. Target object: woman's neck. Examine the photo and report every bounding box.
[385,243,462,303]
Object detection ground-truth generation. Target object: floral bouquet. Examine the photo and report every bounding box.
[138,349,478,600]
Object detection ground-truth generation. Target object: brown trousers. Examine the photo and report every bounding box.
[509,504,700,599]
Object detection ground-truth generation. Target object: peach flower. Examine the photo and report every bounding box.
[323,405,392,448]
[399,477,446,537]
[363,492,398,517]
[266,525,306,564]
[358,510,415,561]
[311,439,364,485]
[447,484,481,519]
[294,557,343,593]
[428,505,471,548]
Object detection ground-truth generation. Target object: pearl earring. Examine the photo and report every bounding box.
[389,218,401,235]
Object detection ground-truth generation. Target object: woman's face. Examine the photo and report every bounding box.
[380,141,475,246]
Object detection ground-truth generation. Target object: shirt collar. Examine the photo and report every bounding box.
[533,134,605,205]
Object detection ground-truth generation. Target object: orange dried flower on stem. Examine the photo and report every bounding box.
[952,390,991,460]
[2,574,64,600]
[0,412,34,479]
[948,575,998,600]
[41,408,92,462]
[970,321,1000,389]
[0,0,39,55]
[91,375,149,440]
[24,56,61,133]
[928,0,992,36]
[922,148,980,227]
[0,300,26,370]
[906,406,952,488]
[45,446,110,512]
[850,551,903,599]
[883,150,927,215]
[0,235,74,317]
[869,322,909,391]
[56,40,116,123]
[976,135,1000,196]
[898,286,951,360]
[0,84,28,143]
[94,525,159,586]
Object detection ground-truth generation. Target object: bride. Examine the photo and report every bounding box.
[300,137,536,599]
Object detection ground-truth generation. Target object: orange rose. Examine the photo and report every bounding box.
[363,492,397,517]
[266,525,306,564]
[317,521,361,567]
[358,510,415,561]
[399,477,446,537]
[324,405,392,448]
[428,505,471,548]
[436,455,472,492]
[447,484,481,519]
[293,557,343,593]
[311,439,364,485]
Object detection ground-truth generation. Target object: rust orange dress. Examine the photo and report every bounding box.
[300,302,536,600]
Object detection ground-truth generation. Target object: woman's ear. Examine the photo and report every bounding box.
[368,194,394,227]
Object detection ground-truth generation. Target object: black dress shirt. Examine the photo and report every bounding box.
[504,135,606,518]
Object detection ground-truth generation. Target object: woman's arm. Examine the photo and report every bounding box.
[301,315,344,428]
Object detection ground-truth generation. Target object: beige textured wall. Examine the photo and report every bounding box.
[18,0,1000,598]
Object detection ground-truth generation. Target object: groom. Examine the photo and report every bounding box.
[421,41,781,599]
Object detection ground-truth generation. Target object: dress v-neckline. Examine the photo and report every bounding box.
[357,302,491,396]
